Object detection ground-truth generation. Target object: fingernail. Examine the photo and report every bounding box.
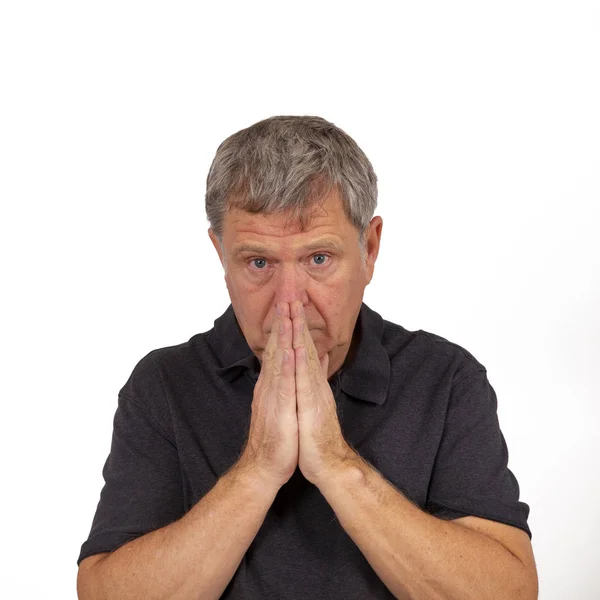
[280,322,284,334]
[300,322,304,333]
[276,303,282,315]
[283,349,289,361]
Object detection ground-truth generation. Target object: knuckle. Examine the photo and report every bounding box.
[277,386,289,401]
[263,346,276,363]
[271,362,282,377]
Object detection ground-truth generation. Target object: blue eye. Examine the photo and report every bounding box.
[251,258,267,269]
[248,253,330,272]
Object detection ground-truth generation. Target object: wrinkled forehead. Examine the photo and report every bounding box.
[223,189,353,240]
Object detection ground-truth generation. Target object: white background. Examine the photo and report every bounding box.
[1,1,598,598]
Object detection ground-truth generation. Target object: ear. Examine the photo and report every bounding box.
[208,228,225,268]
[365,216,383,285]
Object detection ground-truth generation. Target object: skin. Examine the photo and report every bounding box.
[209,205,538,600]
[208,186,383,381]
[76,186,536,600]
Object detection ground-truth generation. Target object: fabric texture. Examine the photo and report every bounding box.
[78,302,532,599]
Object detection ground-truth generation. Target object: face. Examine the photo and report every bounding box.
[208,187,383,379]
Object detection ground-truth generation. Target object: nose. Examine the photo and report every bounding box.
[272,263,310,314]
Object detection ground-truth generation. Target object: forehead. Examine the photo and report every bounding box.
[224,189,356,253]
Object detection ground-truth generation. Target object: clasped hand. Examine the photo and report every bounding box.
[245,300,354,488]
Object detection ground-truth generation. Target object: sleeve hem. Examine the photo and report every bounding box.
[425,498,532,541]
[77,531,144,567]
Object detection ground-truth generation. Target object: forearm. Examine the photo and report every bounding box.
[86,463,279,600]
[318,455,533,600]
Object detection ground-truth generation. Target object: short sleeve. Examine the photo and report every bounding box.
[424,369,532,540]
[77,392,184,566]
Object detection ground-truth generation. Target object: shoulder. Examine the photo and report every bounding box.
[381,317,487,383]
[124,329,214,382]
[117,331,212,420]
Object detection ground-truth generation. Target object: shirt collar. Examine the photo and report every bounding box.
[211,302,390,405]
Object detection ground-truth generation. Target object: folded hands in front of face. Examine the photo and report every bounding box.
[287,300,355,487]
[239,300,354,489]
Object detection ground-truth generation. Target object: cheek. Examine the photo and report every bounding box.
[225,276,270,342]
[226,268,262,297]
[225,271,255,303]
[320,287,362,343]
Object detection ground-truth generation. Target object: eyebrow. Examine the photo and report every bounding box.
[232,237,346,256]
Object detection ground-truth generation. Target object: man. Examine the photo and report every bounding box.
[77,116,538,599]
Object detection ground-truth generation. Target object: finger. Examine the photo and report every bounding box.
[277,301,292,357]
[290,299,299,321]
[291,300,305,351]
[280,301,292,360]
[261,302,286,383]
[293,306,314,403]
[279,321,296,404]
[272,302,291,378]
[294,336,314,410]
[293,301,318,373]
[274,303,296,410]
[320,351,330,379]
[275,301,292,374]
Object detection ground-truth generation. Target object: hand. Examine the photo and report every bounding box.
[291,300,354,486]
[237,302,298,489]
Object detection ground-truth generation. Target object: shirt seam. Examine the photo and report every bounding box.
[118,391,176,447]
[452,367,487,388]
[415,328,484,369]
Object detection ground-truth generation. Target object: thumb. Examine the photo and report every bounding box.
[320,352,330,378]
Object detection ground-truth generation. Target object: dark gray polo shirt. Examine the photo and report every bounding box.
[78,302,531,599]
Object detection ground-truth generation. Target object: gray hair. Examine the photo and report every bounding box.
[205,115,378,268]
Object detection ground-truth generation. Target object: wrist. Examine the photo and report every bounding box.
[230,459,284,496]
[314,448,364,493]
